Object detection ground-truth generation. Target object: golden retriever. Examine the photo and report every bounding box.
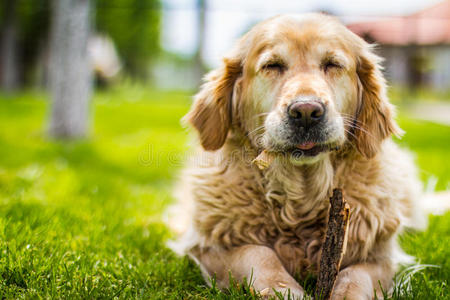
[168,13,425,299]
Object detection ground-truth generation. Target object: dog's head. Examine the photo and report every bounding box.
[185,14,401,164]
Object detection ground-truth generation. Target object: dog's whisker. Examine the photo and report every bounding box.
[247,125,266,137]
[343,129,361,152]
[341,117,379,141]
[251,112,270,119]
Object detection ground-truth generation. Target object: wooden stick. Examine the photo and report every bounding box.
[252,150,275,170]
[315,188,350,300]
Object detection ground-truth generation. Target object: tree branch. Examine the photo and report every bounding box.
[315,188,350,300]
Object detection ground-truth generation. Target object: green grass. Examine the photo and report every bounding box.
[0,89,449,299]
[388,86,450,103]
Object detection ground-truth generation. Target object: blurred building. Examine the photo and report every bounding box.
[347,0,450,90]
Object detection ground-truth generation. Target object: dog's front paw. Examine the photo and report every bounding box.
[331,269,373,300]
[256,281,305,300]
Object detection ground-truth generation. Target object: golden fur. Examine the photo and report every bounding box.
[169,13,425,299]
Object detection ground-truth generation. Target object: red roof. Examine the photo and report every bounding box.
[347,0,450,45]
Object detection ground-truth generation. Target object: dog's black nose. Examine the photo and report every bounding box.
[288,101,325,128]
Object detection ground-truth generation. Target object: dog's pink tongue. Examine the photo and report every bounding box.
[297,142,316,150]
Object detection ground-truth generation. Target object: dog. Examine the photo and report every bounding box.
[168,13,427,299]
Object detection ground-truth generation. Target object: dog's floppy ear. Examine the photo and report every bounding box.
[353,47,402,158]
[185,55,242,151]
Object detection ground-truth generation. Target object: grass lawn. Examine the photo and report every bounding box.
[0,88,449,299]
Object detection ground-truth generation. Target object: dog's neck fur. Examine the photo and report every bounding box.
[226,129,336,208]
[266,156,334,205]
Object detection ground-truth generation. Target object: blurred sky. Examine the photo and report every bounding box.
[161,0,443,67]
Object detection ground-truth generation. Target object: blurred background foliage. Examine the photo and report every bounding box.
[1,0,450,95]
[2,0,50,86]
[0,0,161,86]
[96,0,160,79]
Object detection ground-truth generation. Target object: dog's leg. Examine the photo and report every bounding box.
[331,262,394,300]
[191,244,304,299]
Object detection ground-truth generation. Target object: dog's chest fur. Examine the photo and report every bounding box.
[192,148,336,277]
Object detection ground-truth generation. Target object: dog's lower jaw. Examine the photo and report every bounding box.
[289,151,329,166]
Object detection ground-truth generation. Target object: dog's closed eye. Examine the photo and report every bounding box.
[322,59,343,73]
[262,61,286,73]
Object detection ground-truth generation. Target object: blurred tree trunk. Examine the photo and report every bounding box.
[0,0,19,92]
[193,0,206,85]
[48,0,92,139]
